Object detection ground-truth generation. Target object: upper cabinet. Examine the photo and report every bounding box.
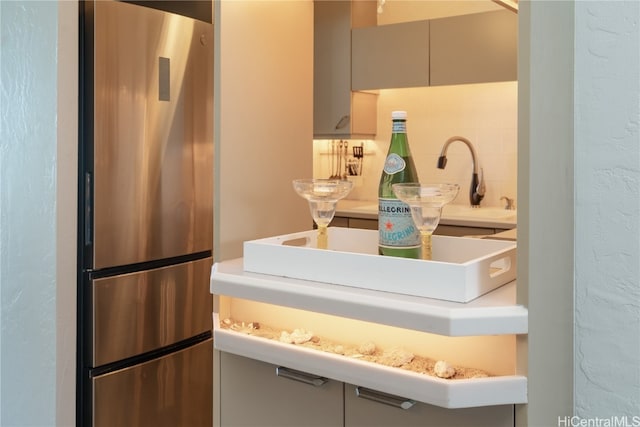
[430,10,517,86]
[352,9,517,90]
[352,20,430,90]
[314,0,378,138]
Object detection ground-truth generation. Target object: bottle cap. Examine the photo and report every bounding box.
[391,111,407,120]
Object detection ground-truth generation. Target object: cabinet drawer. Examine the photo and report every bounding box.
[220,352,344,427]
[345,383,513,427]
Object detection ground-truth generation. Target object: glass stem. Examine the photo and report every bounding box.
[420,231,433,260]
[317,225,328,249]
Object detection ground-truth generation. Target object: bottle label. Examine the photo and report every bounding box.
[378,198,420,247]
[392,121,406,133]
[383,153,406,175]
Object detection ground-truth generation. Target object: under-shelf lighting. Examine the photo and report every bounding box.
[492,0,518,13]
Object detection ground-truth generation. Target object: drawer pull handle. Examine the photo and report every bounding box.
[355,386,416,410]
[276,367,328,387]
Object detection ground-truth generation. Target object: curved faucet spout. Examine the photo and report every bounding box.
[437,136,486,207]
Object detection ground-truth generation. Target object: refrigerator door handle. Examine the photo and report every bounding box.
[84,171,92,246]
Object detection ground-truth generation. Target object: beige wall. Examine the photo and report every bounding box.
[313,82,517,208]
[214,0,314,261]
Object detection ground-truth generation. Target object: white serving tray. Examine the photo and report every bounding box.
[243,227,517,303]
[213,314,527,409]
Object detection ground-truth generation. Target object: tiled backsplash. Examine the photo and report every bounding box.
[313,81,518,209]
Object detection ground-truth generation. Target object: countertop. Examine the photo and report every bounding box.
[336,199,517,230]
[487,228,517,241]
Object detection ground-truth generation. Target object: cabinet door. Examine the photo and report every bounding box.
[430,10,517,86]
[314,1,352,136]
[344,384,514,427]
[219,352,343,427]
[314,1,377,138]
[352,20,430,90]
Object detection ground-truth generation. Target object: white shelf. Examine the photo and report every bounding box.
[211,258,527,337]
[213,315,527,409]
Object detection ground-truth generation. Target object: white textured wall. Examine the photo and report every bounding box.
[0,1,76,426]
[1,1,58,425]
[574,1,640,417]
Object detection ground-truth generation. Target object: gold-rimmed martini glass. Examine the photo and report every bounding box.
[293,179,354,249]
[392,183,460,260]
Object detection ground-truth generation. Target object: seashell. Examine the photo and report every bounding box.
[358,341,376,355]
[434,360,456,379]
[378,347,414,367]
[279,331,293,344]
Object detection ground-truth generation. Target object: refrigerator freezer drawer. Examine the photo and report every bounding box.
[93,257,212,367]
[93,338,213,427]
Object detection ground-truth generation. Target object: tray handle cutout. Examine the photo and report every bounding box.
[282,236,311,247]
[489,256,512,278]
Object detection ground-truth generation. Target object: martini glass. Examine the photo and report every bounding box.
[293,179,353,249]
[392,183,460,260]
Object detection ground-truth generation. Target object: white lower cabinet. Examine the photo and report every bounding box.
[218,352,514,427]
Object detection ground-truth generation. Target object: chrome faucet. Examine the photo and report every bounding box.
[437,136,486,207]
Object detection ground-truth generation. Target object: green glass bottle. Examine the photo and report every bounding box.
[378,111,420,258]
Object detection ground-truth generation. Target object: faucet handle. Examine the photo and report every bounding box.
[477,167,486,196]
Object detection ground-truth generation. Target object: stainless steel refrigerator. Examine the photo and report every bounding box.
[77,1,213,426]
